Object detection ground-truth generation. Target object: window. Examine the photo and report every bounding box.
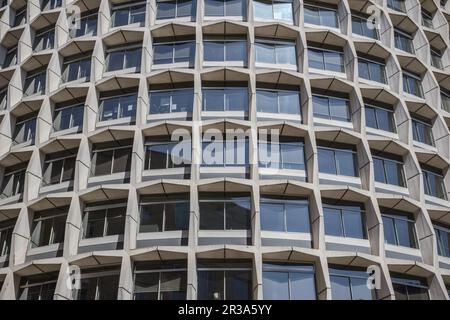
[263,263,316,300]
[0,219,15,257]
[372,152,405,187]
[304,3,338,28]
[256,89,300,114]
[313,94,350,122]
[412,117,434,146]
[140,194,190,232]
[203,87,248,112]
[318,145,357,177]
[106,45,142,72]
[82,202,126,238]
[351,13,379,39]
[91,140,133,176]
[41,0,62,10]
[203,38,247,64]
[71,12,98,38]
[13,6,27,27]
[134,260,187,300]
[199,193,251,230]
[197,260,252,300]
[202,134,249,167]
[0,87,7,110]
[62,54,91,83]
[13,114,36,145]
[149,88,194,114]
[75,267,120,300]
[24,69,46,97]
[323,201,366,239]
[365,103,396,132]
[253,0,293,23]
[0,165,26,198]
[42,150,77,186]
[394,29,414,54]
[387,0,406,12]
[434,224,450,258]
[358,56,386,84]
[255,39,296,66]
[111,2,146,27]
[260,196,310,233]
[30,208,67,248]
[3,46,18,68]
[99,93,137,122]
[18,273,58,300]
[382,210,417,248]
[153,40,195,65]
[430,48,443,69]
[33,27,55,51]
[53,103,84,132]
[308,46,344,73]
[392,275,430,300]
[403,71,423,98]
[422,166,447,199]
[156,0,195,20]
[421,9,433,28]
[330,266,375,300]
[258,137,306,170]
[441,90,450,112]
[144,136,191,170]
[204,0,245,17]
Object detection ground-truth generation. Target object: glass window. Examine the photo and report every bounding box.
[312,94,350,122]
[365,104,396,132]
[30,208,67,248]
[99,94,137,122]
[258,137,305,170]
[13,115,37,145]
[382,211,417,248]
[33,28,55,51]
[153,41,195,65]
[112,3,146,27]
[199,194,251,230]
[260,197,310,233]
[0,219,15,257]
[256,89,300,114]
[0,166,26,199]
[430,48,443,69]
[156,0,195,19]
[53,103,84,132]
[106,46,142,72]
[92,142,132,176]
[0,88,7,110]
[72,13,98,38]
[204,39,247,63]
[422,167,447,199]
[41,0,62,10]
[140,195,189,232]
[3,46,18,68]
[13,6,27,27]
[62,55,91,83]
[253,0,293,23]
[145,137,191,170]
[435,225,450,258]
[441,90,450,112]
[204,0,245,17]
[18,273,58,300]
[134,260,187,300]
[83,203,126,238]
[330,267,375,300]
[388,0,406,12]
[42,152,76,186]
[149,89,193,114]
[202,134,249,167]
[304,4,338,28]
[263,263,316,300]
[403,71,423,98]
[202,87,248,112]
[394,29,414,54]
[318,146,359,176]
[372,154,405,187]
[391,275,430,300]
[308,47,344,73]
[412,118,434,146]
[358,57,386,84]
[75,268,120,300]
[197,260,252,300]
[351,14,379,39]
[255,40,296,65]
[323,202,366,239]
[24,70,46,97]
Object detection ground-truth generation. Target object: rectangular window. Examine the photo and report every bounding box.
[140,194,190,232]
[153,41,195,65]
[203,38,247,63]
[255,39,297,66]
[144,137,191,170]
[435,224,450,258]
[323,201,366,239]
[75,267,120,300]
[412,117,434,146]
[394,29,414,54]
[13,114,37,145]
[202,87,248,112]
[71,12,98,38]
[24,69,46,97]
[392,274,430,300]
[30,207,67,248]
[312,94,350,122]
[18,272,58,300]
[372,152,405,187]
[106,45,142,72]
[358,57,386,84]
[197,260,252,300]
[204,0,246,17]
[430,48,443,69]
[42,150,77,186]
[421,9,434,28]
[441,90,450,112]
[253,0,293,23]
[260,196,310,233]
[156,0,195,20]
[0,165,26,198]
[422,166,447,199]
[308,46,344,73]
[382,210,417,248]
[199,193,251,230]
[41,0,62,10]
[62,54,91,83]
[403,71,423,98]
[0,219,15,257]
[134,260,187,300]
[304,3,339,28]
[258,137,305,170]
[330,266,375,300]
[263,263,316,300]
[256,89,300,114]
[53,103,84,132]
[201,135,249,167]
[3,46,18,68]
[83,202,126,238]
[0,87,7,110]
[365,103,396,132]
[387,0,406,12]
[111,2,146,27]
[351,13,379,39]
[91,140,133,176]
[33,28,55,51]
[318,145,358,177]
[149,89,194,114]
[13,6,27,27]
[99,93,137,122]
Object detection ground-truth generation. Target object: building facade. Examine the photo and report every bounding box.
[0,0,449,300]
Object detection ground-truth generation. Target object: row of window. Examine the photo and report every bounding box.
[6,260,440,300]
[1,195,449,256]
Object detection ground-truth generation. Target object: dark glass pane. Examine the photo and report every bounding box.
[286,203,310,233]
[262,271,289,299]
[225,270,251,299]
[226,200,251,230]
[199,202,224,230]
[343,210,365,239]
[260,202,284,231]
[164,202,190,231]
[323,207,342,236]
[197,270,224,300]
[140,204,164,232]
[318,148,337,174]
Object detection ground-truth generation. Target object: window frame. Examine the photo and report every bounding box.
[372,154,406,187]
[91,143,133,177]
[308,45,345,73]
[111,1,147,28]
[351,12,379,40]
[303,3,339,28]
[358,56,387,84]
[364,103,396,133]
[42,153,77,186]
[152,40,195,66]
[382,212,418,248]
[323,203,367,239]
[312,93,351,122]
[82,202,127,239]
[30,209,68,248]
